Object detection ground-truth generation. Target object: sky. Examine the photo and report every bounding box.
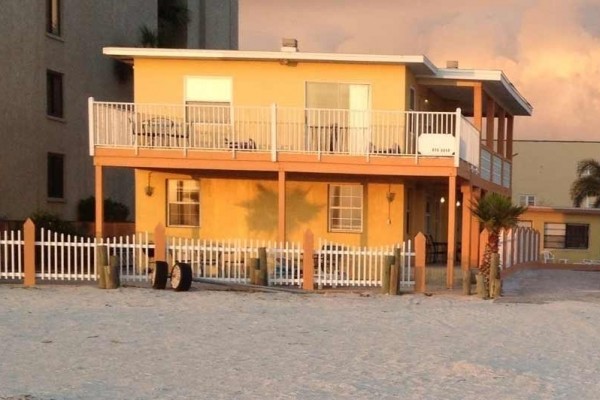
[239,0,600,141]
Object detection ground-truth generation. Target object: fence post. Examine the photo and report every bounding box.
[302,230,314,291]
[96,244,108,289]
[154,223,166,262]
[390,249,400,295]
[258,247,268,286]
[23,219,36,287]
[414,232,426,293]
[382,255,393,294]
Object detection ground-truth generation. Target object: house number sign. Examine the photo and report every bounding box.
[418,133,456,156]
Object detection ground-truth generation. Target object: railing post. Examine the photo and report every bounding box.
[454,108,461,167]
[414,232,426,293]
[302,229,315,291]
[271,103,277,162]
[88,97,95,156]
[23,219,36,287]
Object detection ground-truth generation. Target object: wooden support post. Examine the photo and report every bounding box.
[382,256,393,294]
[460,184,472,295]
[446,176,456,289]
[476,273,487,299]
[154,224,167,262]
[390,250,400,295]
[414,232,426,293]
[302,230,315,291]
[470,188,481,269]
[96,245,108,289]
[23,219,36,287]
[497,107,506,158]
[278,170,286,243]
[104,255,120,289]
[473,83,483,132]
[94,165,104,238]
[485,94,496,150]
[258,247,268,286]
[506,115,514,160]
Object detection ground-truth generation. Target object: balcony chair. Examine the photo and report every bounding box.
[541,250,568,264]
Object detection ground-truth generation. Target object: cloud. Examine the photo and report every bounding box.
[240,0,600,140]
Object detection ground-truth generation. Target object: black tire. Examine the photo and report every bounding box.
[151,261,168,289]
[171,262,192,292]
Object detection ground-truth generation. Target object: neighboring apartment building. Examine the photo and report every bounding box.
[88,41,532,284]
[0,0,237,223]
[512,140,600,261]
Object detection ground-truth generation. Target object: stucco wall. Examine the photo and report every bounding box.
[133,58,407,109]
[134,170,407,246]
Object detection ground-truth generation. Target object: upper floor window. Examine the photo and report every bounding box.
[47,153,64,199]
[519,194,535,206]
[185,77,232,124]
[46,70,64,118]
[328,184,363,232]
[46,0,61,36]
[167,180,200,227]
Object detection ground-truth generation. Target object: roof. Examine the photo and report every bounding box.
[524,206,600,216]
[103,47,532,116]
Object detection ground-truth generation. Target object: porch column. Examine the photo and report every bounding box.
[470,188,482,269]
[473,83,483,132]
[446,175,456,288]
[278,170,286,243]
[497,107,506,158]
[460,183,472,294]
[95,165,104,238]
[485,94,496,150]
[506,115,514,160]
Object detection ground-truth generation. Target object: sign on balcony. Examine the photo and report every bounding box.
[417,133,455,156]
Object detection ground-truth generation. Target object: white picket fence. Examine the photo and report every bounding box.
[315,239,415,288]
[498,227,540,270]
[0,230,24,280]
[1,228,415,290]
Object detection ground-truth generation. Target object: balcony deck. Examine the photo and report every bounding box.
[89,99,510,186]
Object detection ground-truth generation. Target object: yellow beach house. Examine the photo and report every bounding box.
[88,40,532,284]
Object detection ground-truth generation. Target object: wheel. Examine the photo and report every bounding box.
[151,261,168,289]
[171,262,192,292]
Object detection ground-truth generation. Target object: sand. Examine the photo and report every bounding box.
[1,269,600,399]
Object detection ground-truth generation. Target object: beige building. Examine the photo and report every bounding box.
[512,140,600,261]
[0,0,237,222]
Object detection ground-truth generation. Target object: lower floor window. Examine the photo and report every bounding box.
[544,223,589,249]
[47,153,64,199]
[167,180,200,227]
[328,184,363,232]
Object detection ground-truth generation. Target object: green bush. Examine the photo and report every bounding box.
[30,211,78,236]
[77,196,130,222]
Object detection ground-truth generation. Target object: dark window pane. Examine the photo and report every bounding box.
[47,70,63,118]
[46,0,61,35]
[47,153,64,198]
[566,224,589,249]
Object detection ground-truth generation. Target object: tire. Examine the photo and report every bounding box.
[171,262,192,292]
[151,261,168,290]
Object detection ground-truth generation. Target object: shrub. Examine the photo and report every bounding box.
[77,196,130,222]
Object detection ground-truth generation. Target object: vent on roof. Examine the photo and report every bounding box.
[446,60,459,69]
[281,38,299,52]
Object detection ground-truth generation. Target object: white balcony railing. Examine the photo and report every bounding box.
[88,98,484,170]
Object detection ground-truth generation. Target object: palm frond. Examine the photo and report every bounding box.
[470,193,527,234]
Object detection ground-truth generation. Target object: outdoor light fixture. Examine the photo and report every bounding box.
[456,200,461,207]
[440,196,446,204]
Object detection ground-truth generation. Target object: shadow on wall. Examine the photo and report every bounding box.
[238,184,323,236]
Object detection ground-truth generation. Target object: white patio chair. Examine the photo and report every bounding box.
[541,250,568,264]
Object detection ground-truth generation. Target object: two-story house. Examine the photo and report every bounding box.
[89,40,532,286]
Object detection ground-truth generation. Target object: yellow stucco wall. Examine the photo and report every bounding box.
[135,169,406,246]
[134,58,408,110]
[521,209,600,261]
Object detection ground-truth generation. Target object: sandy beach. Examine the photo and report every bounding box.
[1,269,600,400]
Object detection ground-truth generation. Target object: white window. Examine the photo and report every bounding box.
[185,77,232,124]
[167,180,200,227]
[328,184,363,232]
[519,194,536,206]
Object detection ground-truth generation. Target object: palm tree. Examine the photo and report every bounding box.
[570,159,600,207]
[470,193,527,290]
